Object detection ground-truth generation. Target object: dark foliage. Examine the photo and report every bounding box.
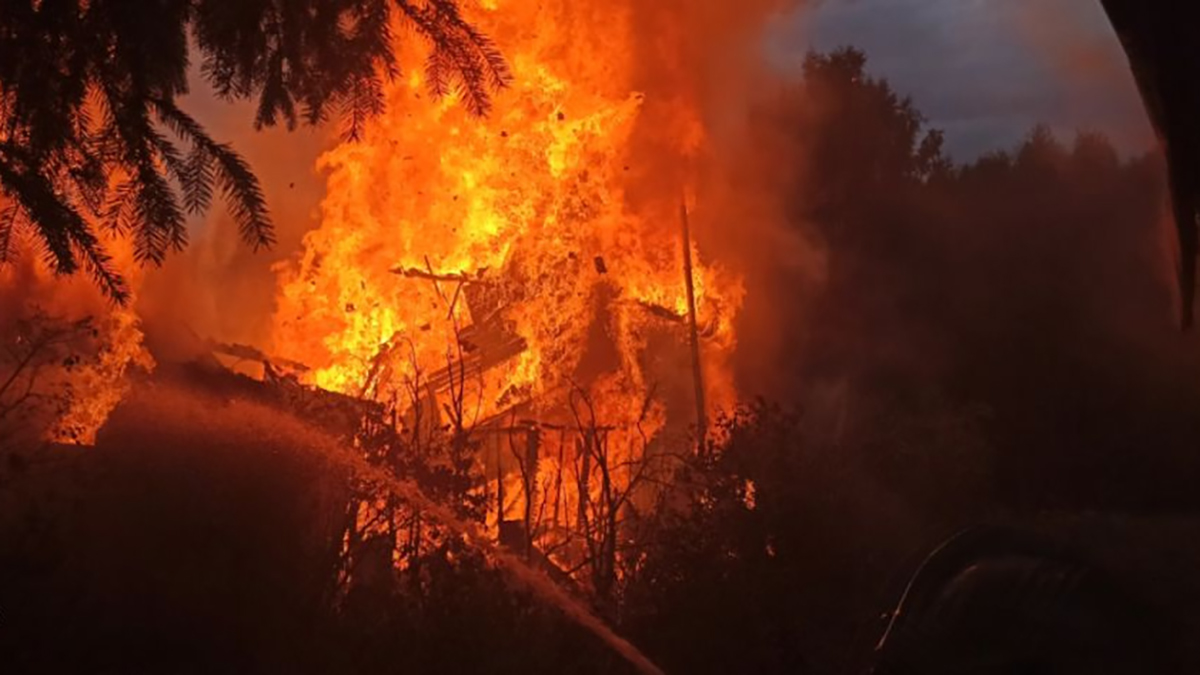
[620,48,1200,673]
[746,47,1200,512]
[623,405,815,675]
[0,378,627,675]
[0,0,510,300]
[0,309,97,445]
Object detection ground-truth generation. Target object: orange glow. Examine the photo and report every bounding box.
[271,1,743,446]
[49,301,154,445]
[0,222,154,446]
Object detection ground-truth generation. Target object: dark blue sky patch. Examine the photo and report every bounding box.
[768,0,1153,159]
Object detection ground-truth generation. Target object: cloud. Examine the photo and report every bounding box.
[770,0,1152,158]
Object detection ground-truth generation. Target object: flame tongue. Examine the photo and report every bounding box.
[50,304,155,445]
[271,0,742,435]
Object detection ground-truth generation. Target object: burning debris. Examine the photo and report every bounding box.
[0,0,783,669]
[265,17,748,576]
[270,0,743,451]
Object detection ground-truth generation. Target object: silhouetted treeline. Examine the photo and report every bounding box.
[740,47,1200,513]
[619,48,1200,673]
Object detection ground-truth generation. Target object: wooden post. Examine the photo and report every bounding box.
[524,425,539,559]
[679,200,707,451]
[496,442,505,538]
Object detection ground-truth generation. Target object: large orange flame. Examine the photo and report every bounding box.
[271,0,744,441]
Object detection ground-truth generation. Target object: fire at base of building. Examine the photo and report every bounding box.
[262,203,728,596]
[257,0,748,584]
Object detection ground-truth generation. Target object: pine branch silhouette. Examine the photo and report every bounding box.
[0,203,20,264]
[0,0,509,302]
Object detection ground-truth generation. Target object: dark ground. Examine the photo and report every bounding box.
[3,370,1200,674]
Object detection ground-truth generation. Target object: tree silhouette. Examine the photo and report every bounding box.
[785,48,947,236]
[0,0,509,301]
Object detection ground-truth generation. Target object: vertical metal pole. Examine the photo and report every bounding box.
[680,199,707,451]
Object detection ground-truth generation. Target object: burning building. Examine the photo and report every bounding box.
[265,0,756,555]
[2,0,796,594]
[270,2,744,429]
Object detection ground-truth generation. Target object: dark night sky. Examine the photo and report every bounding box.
[771,0,1154,160]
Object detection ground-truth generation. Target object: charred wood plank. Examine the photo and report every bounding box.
[207,340,310,373]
